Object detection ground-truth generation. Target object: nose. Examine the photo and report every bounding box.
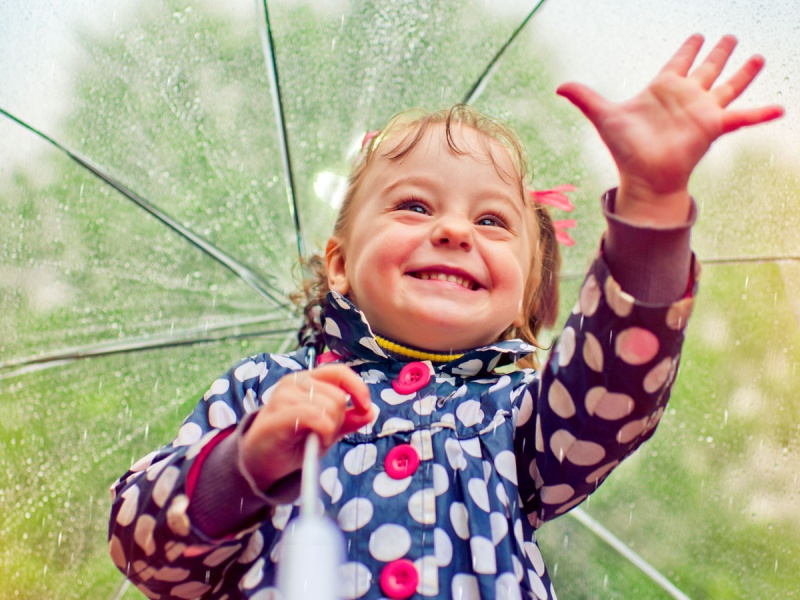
[431,216,473,251]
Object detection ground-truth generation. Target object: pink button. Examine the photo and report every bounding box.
[380,559,418,599]
[385,444,420,479]
[392,361,431,394]
[316,351,341,365]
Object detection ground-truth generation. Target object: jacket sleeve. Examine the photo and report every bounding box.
[515,190,699,527]
[107,351,305,599]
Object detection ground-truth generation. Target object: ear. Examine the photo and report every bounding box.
[325,237,350,295]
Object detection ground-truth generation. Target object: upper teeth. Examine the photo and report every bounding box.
[417,272,474,289]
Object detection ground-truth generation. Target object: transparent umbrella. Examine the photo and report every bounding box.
[1,1,798,599]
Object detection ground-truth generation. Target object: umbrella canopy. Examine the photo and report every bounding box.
[1,0,798,598]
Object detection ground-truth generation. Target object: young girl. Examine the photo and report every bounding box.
[109,35,782,599]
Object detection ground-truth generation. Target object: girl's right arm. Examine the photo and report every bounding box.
[108,354,372,599]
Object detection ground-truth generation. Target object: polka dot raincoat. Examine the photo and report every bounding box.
[109,252,695,600]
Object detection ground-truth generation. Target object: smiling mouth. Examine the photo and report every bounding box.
[411,271,479,291]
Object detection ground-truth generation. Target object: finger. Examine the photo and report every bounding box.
[690,35,738,89]
[556,82,612,128]
[311,364,372,414]
[340,404,377,436]
[658,33,705,77]
[713,54,765,107]
[721,105,785,134]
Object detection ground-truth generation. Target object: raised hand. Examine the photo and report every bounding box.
[557,34,784,225]
[241,365,374,490]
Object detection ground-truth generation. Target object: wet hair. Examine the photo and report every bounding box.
[293,104,561,367]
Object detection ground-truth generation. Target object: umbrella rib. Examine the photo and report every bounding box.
[0,107,292,314]
[0,319,299,378]
[461,0,550,105]
[256,0,305,262]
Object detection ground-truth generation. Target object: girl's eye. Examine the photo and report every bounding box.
[396,199,429,215]
[477,214,508,228]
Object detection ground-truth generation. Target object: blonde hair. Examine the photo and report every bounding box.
[294,104,561,367]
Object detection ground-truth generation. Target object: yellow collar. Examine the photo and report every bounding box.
[374,335,465,363]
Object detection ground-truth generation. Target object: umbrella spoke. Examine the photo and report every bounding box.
[0,107,292,314]
[461,0,549,105]
[255,0,305,263]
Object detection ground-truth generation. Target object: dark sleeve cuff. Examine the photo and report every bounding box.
[187,412,302,538]
[602,188,696,303]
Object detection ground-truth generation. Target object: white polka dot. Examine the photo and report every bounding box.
[109,535,127,570]
[550,430,605,466]
[130,451,158,473]
[369,524,411,561]
[238,531,264,564]
[470,536,497,574]
[320,467,343,503]
[617,417,648,444]
[243,389,258,414]
[381,417,415,434]
[432,463,450,496]
[579,274,601,317]
[337,497,373,532]
[528,458,544,490]
[452,359,483,377]
[271,504,293,530]
[373,472,412,497]
[411,429,434,460]
[250,589,282,600]
[548,379,576,418]
[490,513,509,545]
[468,478,491,512]
[456,400,485,427]
[241,558,265,590]
[494,451,518,485]
[173,422,202,447]
[495,483,509,509]
[450,502,470,539]
[483,460,492,483]
[380,387,416,405]
[616,327,659,365]
[512,554,524,581]
[540,483,574,505]
[644,357,674,393]
[324,317,342,338]
[153,466,180,508]
[203,544,241,567]
[185,431,217,461]
[134,514,157,556]
[513,519,525,548]
[516,390,533,427]
[409,488,436,524]
[646,406,665,432]
[527,569,548,600]
[204,378,230,400]
[116,485,140,526]
[451,573,480,599]
[585,460,618,484]
[445,438,468,471]
[460,437,482,458]
[343,444,377,475]
[234,361,266,383]
[166,494,190,537]
[165,541,186,562]
[171,582,212,599]
[489,375,512,393]
[535,415,544,453]
[554,494,588,515]
[666,297,694,330]
[585,387,635,420]
[414,395,437,416]
[272,354,303,370]
[605,276,634,317]
[414,555,439,596]
[434,527,453,567]
[340,562,372,599]
[496,572,522,600]
[583,332,604,372]
[558,327,576,367]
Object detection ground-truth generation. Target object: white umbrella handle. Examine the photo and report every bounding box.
[277,347,346,600]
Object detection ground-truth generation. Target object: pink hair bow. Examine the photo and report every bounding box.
[529,184,577,247]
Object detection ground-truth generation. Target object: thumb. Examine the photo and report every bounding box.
[556,82,611,127]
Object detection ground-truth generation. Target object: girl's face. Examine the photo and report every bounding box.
[326,123,535,351]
